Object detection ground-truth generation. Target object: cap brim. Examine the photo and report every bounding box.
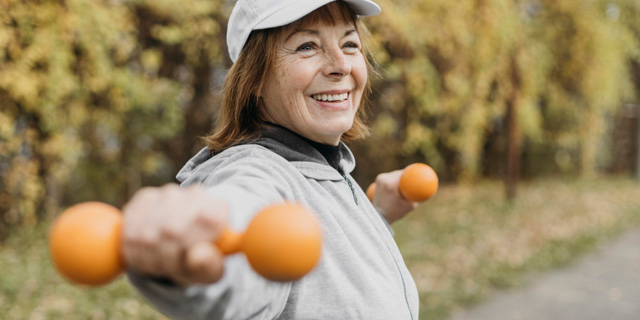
[255,0,381,30]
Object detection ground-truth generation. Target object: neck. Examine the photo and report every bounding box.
[262,121,341,146]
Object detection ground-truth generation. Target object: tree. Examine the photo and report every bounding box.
[0,0,227,238]
[355,0,640,197]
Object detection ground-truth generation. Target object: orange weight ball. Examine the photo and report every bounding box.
[49,202,124,286]
[242,203,322,281]
[366,183,376,202]
[399,163,439,202]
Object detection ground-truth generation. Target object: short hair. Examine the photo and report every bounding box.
[204,1,375,153]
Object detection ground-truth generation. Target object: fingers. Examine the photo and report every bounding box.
[373,170,404,201]
[157,238,183,279]
[372,170,417,224]
[182,242,225,285]
[121,184,228,285]
[122,187,165,276]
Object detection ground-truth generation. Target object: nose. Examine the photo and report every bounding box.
[322,46,351,79]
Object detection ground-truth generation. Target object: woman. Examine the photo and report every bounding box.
[124,0,420,319]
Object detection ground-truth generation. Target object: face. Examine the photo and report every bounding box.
[259,18,367,145]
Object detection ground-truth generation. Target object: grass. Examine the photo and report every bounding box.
[0,221,167,319]
[392,177,640,320]
[1,177,639,320]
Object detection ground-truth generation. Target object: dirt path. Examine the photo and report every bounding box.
[448,228,640,320]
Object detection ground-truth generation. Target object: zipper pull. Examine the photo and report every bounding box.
[342,174,358,205]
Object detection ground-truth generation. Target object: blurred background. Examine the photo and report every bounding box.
[1,0,639,319]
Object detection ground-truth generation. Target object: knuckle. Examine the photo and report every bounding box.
[376,173,391,184]
[121,229,138,246]
[121,246,136,266]
[160,183,180,193]
[375,176,390,188]
[160,223,184,239]
[136,229,160,247]
[196,210,225,231]
[185,183,204,192]
[134,187,159,201]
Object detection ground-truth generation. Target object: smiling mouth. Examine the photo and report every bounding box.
[311,93,349,102]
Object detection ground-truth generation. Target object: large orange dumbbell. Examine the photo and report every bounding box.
[49,202,322,286]
[366,163,439,203]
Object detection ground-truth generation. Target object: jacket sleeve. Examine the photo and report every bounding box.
[127,150,299,320]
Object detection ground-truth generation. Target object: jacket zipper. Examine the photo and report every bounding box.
[384,244,414,319]
[341,173,358,205]
[350,172,413,319]
[343,172,413,318]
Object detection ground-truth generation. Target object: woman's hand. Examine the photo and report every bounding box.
[122,184,228,286]
[370,170,418,224]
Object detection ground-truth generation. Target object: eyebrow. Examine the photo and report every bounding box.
[285,28,357,42]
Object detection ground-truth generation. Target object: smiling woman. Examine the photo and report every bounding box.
[122,1,423,319]
[259,7,368,145]
[205,1,374,151]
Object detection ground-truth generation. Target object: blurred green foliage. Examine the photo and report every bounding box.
[1,0,639,234]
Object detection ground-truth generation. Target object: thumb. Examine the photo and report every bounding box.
[184,241,225,284]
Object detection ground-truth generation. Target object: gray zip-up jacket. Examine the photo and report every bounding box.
[128,125,420,320]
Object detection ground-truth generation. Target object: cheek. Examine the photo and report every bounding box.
[280,65,315,117]
[349,63,367,104]
[287,61,317,88]
[353,58,368,89]
[274,71,307,120]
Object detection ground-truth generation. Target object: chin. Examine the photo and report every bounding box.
[309,115,355,138]
[320,126,352,140]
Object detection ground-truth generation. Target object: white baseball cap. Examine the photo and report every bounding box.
[226,0,381,63]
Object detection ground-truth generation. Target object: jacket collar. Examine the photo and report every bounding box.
[251,123,356,181]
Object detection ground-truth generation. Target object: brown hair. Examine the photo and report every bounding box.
[204,1,376,152]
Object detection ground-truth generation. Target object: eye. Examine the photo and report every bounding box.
[344,41,359,49]
[342,41,360,53]
[296,42,317,52]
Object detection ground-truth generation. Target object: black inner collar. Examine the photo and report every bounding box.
[260,122,344,174]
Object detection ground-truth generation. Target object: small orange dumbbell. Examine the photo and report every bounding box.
[49,202,322,286]
[366,163,439,203]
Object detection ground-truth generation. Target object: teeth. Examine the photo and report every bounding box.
[312,93,349,102]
